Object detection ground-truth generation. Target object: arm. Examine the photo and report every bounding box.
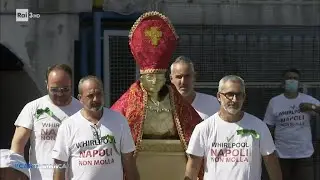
[120,118,139,180]
[263,152,282,180]
[53,159,67,180]
[267,125,275,139]
[300,102,320,114]
[52,123,70,180]
[1,168,29,180]
[260,122,281,180]
[122,152,139,180]
[263,100,276,138]
[185,125,205,180]
[11,104,34,155]
[11,127,31,155]
[184,155,203,180]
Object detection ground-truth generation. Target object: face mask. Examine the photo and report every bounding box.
[285,80,299,92]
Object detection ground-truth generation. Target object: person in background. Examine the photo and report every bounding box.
[184,75,282,180]
[10,64,82,180]
[263,68,320,180]
[52,76,139,180]
[170,56,220,120]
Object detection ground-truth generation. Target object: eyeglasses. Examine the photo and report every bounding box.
[50,87,70,94]
[220,92,244,101]
[90,125,101,140]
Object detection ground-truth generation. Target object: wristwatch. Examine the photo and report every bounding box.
[312,105,317,110]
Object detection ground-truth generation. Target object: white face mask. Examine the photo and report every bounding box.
[285,79,299,92]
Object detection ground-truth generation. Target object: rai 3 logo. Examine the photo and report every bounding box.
[16,9,40,22]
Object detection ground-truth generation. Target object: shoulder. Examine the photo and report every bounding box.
[60,111,81,127]
[269,94,283,102]
[195,92,219,106]
[22,95,50,110]
[243,112,269,131]
[71,97,82,106]
[197,113,218,129]
[196,92,218,101]
[299,93,319,103]
[104,108,128,124]
[266,94,284,107]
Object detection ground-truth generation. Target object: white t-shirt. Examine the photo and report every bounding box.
[186,112,275,180]
[14,95,82,180]
[191,92,220,120]
[52,108,135,180]
[263,93,320,159]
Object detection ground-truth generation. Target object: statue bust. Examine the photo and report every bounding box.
[111,11,202,180]
[140,73,178,139]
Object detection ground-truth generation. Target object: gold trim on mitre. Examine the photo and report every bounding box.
[129,11,179,40]
[140,69,167,74]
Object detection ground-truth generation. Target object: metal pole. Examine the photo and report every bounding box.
[94,12,102,80]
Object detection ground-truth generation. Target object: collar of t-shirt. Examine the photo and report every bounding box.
[78,109,105,128]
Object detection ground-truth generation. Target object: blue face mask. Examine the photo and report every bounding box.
[285,80,299,92]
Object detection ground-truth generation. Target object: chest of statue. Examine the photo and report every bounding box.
[142,94,178,139]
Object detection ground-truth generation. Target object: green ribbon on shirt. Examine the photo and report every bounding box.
[237,129,260,139]
[36,107,53,119]
[101,135,116,144]
[101,135,119,155]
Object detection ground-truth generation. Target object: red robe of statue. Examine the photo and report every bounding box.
[111,81,204,179]
[111,81,201,148]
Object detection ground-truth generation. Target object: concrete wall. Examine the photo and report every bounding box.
[0,0,92,94]
[0,71,41,149]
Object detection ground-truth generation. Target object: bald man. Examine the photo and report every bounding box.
[10,64,82,180]
[170,56,220,120]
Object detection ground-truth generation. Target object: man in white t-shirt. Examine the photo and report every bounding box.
[10,64,82,180]
[263,68,320,180]
[170,56,220,119]
[52,75,139,180]
[184,75,282,180]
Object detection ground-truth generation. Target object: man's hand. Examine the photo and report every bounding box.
[184,154,203,180]
[11,127,31,155]
[299,103,316,112]
[122,152,140,180]
[263,152,282,180]
[53,159,67,180]
[0,167,29,180]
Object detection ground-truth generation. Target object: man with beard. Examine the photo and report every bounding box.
[170,56,220,120]
[184,75,282,180]
[52,76,139,180]
[263,68,320,180]
[10,64,82,180]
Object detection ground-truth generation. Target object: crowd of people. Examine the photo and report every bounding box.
[1,11,319,180]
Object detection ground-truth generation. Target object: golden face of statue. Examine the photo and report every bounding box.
[140,73,166,93]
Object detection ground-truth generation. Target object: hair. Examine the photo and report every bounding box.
[78,75,104,94]
[218,75,246,93]
[282,68,301,77]
[46,64,72,81]
[170,56,195,74]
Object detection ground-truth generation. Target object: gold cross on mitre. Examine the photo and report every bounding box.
[144,26,162,46]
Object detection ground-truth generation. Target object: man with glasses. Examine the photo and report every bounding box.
[52,76,139,180]
[184,75,282,180]
[10,64,82,180]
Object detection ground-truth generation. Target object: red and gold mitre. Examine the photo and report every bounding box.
[129,11,179,74]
